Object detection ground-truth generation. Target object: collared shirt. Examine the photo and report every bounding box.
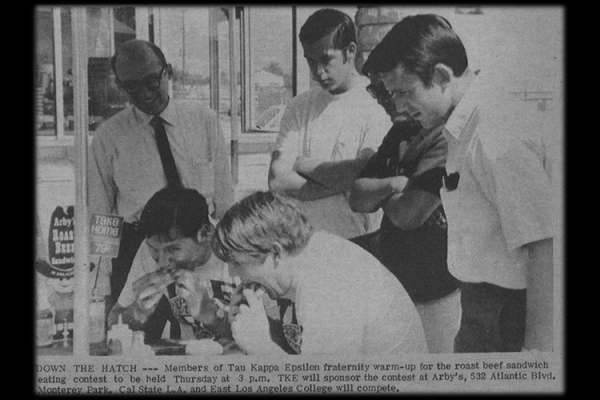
[440,71,554,289]
[89,99,234,223]
[275,77,391,239]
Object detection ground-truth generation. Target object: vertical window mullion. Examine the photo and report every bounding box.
[53,7,65,139]
[241,7,251,132]
[228,6,239,184]
[107,8,115,56]
[208,7,220,112]
[292,6,297,97]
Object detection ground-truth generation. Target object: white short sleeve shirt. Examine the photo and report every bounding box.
[441,72,554,289]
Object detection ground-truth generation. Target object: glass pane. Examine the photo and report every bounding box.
[35,7,56,136]
[108,7,134,118]
[159,8,211,107]
[114,6,136,50]
[248,7,293,132]
[86,7,132,133]
[194,7,239,141]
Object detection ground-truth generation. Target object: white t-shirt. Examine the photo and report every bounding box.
[118,242,234,340]
[275,78,391,239]
[282,231,428,355]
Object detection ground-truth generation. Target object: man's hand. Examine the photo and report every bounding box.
[230,288,278,354]
[174,270,231,337]
[291,156,373,193]
[389,176,409,193]
[350,175,409,213]
[133,268,176,317]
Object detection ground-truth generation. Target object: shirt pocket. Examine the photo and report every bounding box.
[114,150,163,201]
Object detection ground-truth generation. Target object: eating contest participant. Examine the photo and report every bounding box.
[107,187,235,343]
[213,191,428,355]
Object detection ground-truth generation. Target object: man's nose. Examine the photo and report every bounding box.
[228,264,240,278]
[391,94,411,113]
[157,251,171,269]
[377,95,395,109]
[311,63,325,78]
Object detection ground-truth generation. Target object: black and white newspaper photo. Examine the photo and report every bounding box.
[35,5,564,395]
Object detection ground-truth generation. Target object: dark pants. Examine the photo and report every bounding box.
[454,282,526,353]
[111,222,179,341]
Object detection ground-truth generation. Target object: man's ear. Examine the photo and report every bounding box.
[432,63,453,89]
[344,42,357,62]
[196,224,213,243]
[166,63,174,79]
[271,243,284,268]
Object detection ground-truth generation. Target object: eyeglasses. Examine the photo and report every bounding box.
[116,66,167,94]
[366,82,392,99]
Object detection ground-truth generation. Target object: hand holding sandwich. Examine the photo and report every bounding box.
[230,287,283,355]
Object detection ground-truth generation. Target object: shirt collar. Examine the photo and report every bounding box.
[443,70,483,141]
[323,75,369,101]
[132,98,177,127]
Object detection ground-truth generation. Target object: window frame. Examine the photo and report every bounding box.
[239,6,297,135]
[36,5,301,150]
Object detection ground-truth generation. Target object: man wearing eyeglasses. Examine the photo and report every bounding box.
[88,39,235,327]
[363,15,554,353]
[268,9,391,242]
[349,69,460,353]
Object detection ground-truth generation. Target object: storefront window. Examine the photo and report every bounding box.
[155,8,211,108]
[87,7,134,132]
[36,6,297,139]
[247,7,293,132]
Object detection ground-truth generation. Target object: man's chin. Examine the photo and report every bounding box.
[318,82,331,90]
[133,98,163,115]
[316,80,336,91]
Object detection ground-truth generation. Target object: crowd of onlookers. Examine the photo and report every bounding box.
[88,8,553,355]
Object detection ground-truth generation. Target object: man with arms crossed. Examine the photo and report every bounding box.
[349,68,460,353]
[269,8,390,241]
[366,14,554,352]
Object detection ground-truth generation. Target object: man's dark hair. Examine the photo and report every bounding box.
[299,8,356,50]
[110,39,167,78]
[139,187,210,241]
[362,14,468,87]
